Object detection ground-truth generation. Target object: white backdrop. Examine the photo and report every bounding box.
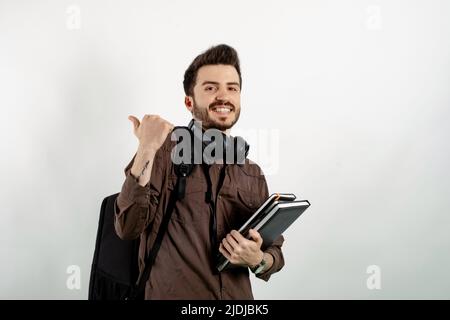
[1,0,449,299]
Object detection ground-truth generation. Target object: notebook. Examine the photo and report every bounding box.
[216,193,311,272]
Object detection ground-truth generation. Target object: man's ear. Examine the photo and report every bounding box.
[185,96,194,112]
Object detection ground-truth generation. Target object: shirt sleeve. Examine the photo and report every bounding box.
[255,176,285,281]
[114,153,164,240]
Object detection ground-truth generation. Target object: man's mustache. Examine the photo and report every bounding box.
[209,101,235,111]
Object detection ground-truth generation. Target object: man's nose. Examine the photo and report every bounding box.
[215,87,230,102]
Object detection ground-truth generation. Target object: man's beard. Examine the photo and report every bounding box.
[191,99,241,131]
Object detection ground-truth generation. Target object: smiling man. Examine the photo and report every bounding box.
[114,44,285,299]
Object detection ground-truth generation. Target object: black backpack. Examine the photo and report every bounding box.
[88,193,140,300]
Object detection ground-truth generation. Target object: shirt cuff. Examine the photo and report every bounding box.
[121,171,160,207]
[255,247,284,282]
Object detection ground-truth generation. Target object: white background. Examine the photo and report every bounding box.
[1,0,449,299]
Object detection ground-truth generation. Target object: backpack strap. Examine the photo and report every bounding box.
[127,130,194,300]
[127,177,180,300]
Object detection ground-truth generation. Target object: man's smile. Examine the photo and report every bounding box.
[211,106,232,114]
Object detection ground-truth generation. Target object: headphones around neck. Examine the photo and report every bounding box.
[171,119,249,165]
[188,119,249,164]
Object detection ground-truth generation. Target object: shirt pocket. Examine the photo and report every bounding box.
[167,176,210,224]
[236,187,260,212]
[223,187,261,231]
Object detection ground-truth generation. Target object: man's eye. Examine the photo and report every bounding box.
[229,87,238,92]
[206,87,215,91]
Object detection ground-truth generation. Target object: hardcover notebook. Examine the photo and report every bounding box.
[216,193,311,272]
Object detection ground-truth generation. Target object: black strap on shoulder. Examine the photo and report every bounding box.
[174,163,193,200]
[127,129,194,300]
[127,176,180,300]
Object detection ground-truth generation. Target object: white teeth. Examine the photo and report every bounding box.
[213,107,231,113]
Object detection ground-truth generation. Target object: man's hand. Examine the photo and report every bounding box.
[219,229,264,268]
[128,114,174,151]
[128,114,173,186]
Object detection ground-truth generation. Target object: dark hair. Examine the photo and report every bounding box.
[183,44,242,96]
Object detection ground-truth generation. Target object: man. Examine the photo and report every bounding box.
[115,44,284,299]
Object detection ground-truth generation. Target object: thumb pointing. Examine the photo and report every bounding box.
[128,115,140,131]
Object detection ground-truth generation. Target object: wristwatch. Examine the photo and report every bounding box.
[250,255,267,275]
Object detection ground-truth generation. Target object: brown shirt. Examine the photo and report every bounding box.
[114,134,284,300]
